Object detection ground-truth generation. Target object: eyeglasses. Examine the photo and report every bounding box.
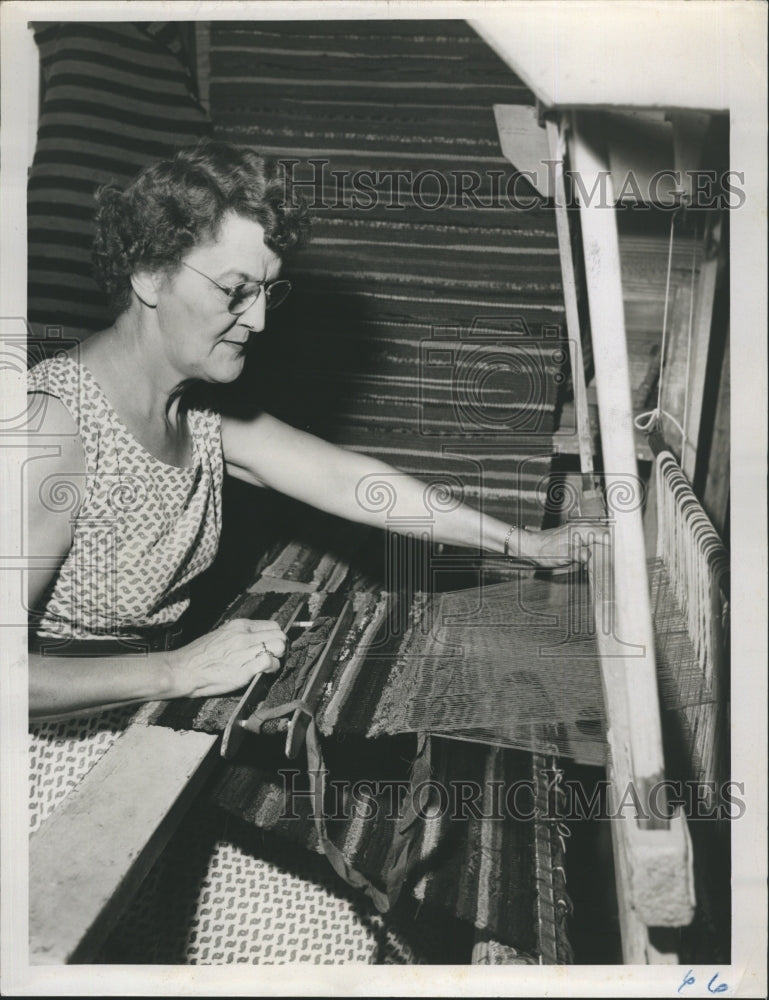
[181,261,291,314]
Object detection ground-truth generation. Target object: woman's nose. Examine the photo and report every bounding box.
[238,287,267,332]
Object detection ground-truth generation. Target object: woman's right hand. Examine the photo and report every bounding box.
[166,618,287,699]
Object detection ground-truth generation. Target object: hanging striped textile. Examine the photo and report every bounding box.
[27,21,211,341]
[208,20,568,525]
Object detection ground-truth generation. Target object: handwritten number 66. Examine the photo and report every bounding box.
[678,971,728,994]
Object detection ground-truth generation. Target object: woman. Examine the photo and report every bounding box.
[28,140,592,724]
[27,139,598,962]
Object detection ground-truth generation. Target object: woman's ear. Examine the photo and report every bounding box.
[130,269,161,308]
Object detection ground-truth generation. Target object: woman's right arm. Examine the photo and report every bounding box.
[27,395,285,720]
[29,619,287,719]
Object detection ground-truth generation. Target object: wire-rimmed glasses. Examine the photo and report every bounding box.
[181,261,291,314]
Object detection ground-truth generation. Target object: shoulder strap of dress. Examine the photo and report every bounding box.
[187,405,223,468]
[27,357,104,472]
[28,356,82,420]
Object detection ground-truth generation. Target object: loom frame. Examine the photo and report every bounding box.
[476,12,734,955]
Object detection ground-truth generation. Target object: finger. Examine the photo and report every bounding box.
[265,634,287,657]
[246,620,288,638]
[251,651,281,675]
[230,619,287,643]
[254,636,287,659]
[234,617,286,634]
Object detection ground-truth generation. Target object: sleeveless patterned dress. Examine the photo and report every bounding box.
[27,356,414,963]
[28,355,223,830]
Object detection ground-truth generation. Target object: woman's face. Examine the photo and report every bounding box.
[153,212,283,384]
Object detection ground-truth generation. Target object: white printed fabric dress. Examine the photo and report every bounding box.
[27,355,422,963]
[28,355,223,832]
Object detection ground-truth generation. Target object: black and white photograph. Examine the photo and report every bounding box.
[0,1,766,995]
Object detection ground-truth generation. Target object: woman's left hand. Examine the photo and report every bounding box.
[525,523,610,569]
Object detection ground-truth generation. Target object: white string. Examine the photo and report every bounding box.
[655,449,729,783]
[634,208,696,446]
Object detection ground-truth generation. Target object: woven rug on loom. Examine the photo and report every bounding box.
[151,550,704,956]
[317,558,707,768]
[153,582,572,958]
[206,19,570,525]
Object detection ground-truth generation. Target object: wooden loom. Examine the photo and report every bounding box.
[473,14,730,960]
[29,457,729,964]
[28,19,731,966]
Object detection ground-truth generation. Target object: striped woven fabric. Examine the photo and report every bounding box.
[154,559,575,960]
[209,20,568,525]
[157,526,708,957]
[27,21,210,340]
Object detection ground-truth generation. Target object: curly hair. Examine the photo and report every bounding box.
[92,140,312,314]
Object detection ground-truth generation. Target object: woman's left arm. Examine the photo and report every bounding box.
[222,412,596,566]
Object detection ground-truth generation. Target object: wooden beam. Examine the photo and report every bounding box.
[545,115,595,481]
[492,104,553,198]
[570,111,667,792]
[569,111,695,954]
[682,215,722,479]
[669,112,712,202]
[642,458,659,559]
[470,11,730,112]
[701,323,730,537]
[29,722,218,964]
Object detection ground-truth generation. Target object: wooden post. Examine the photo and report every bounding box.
[701,323,730,537]
[569,111,695,959]
[570,111,666,795]
[545,116,595,482]
[682,215,722,479]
